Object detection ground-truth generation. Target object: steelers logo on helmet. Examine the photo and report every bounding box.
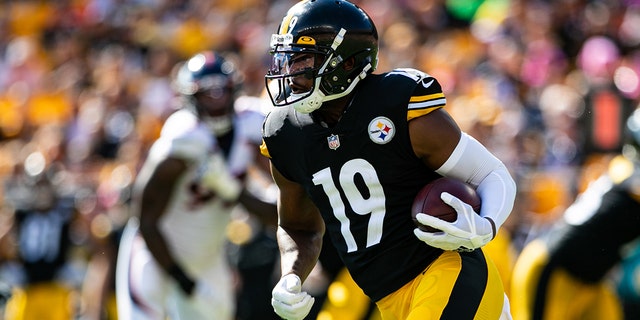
[368,117,395,144]
[297,36,316,45]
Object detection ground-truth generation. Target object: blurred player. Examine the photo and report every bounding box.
[510,107,640,320]
[115,51,275,320]
[1,165,84,320]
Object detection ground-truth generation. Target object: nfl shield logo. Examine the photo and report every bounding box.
[327,134,340,150]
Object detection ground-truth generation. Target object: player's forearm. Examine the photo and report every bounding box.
[139,219,195,294]
[139,220,180,271]
[277,226,323,282]
[138,193,180,272]
[475,164,516,231]
[435,132,516,231]
[238,188,278,225]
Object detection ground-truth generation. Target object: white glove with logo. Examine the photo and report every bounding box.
[271,274,315,320]
[414,192,495,251]
[201,151,242,202]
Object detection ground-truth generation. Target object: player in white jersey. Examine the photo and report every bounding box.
[115,51,275,320]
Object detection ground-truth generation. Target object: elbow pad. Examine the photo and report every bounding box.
[435,133,516,230]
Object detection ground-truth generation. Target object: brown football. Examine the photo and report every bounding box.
[411,177,482,232]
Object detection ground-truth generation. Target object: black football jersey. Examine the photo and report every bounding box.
[262,68,448,301]
[15,199,75,284]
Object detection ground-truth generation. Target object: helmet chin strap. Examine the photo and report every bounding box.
[292,63,371,113]
[292,28,372,114]
[291,81,326,113]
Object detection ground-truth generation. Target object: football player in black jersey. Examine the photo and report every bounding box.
[510,108,640,320]
[260,1,517,319]
[2,166,82,320]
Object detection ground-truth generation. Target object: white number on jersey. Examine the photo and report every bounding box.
[312,159,385,252]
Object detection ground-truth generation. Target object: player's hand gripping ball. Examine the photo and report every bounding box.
[411,177,482,232]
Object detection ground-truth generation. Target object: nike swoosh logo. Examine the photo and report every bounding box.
[421,79,434,89]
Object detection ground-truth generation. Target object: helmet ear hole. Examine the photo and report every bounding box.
[343,57,356,70]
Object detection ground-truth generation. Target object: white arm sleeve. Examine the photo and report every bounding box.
[435,132,516,231]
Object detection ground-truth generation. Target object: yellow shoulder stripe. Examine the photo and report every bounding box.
[410,92,445,103]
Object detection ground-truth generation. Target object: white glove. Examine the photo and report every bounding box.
[201,151,242,202]
[414,192,494,251]
[271,274,315,320]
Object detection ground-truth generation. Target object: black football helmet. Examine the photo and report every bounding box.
[265,0,378,113]
[174,51,240,135]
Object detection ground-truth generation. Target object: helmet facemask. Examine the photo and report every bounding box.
[192,79,235,135]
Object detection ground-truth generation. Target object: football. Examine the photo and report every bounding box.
[411,177,482,232]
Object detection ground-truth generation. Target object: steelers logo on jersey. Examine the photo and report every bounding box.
[368,116,395,144]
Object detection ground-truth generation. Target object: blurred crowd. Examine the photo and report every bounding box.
[1,0,640,319]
